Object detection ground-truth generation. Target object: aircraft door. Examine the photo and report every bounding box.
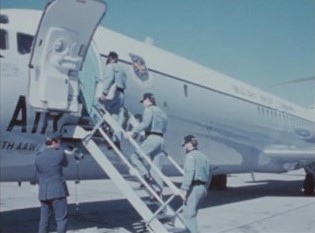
[28,0,106,113]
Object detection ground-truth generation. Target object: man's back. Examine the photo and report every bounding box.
[192,150,210,182]
[35,148,68,200]
[150,105,168,134]
[113,63,127,90]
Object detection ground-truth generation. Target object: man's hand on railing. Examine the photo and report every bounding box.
[179,189,187,201]
[124,131,134,139]
[173,187,186,200]
[98,93,107,102]
[175,189,187,203]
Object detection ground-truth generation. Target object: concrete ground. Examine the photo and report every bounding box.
[1,169,314,233]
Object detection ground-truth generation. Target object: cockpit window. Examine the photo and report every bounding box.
[0,29,8,50]
[17,33,33,54]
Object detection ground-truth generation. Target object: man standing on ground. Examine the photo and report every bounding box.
[180,135,210,233]
[35,134,69,233]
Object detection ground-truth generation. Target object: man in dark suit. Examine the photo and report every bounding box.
[35,134,69,233]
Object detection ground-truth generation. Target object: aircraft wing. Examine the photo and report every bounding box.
[263,145,315,161]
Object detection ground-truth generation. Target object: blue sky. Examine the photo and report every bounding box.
[2,0,315,107]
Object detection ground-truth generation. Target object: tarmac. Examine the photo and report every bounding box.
[1,169,314,233]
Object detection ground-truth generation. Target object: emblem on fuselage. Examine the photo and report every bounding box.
[129,53,149,82]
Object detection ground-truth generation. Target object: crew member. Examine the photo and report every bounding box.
[99,51,127,149]
[180,135,210,233]
[125,93,167,195]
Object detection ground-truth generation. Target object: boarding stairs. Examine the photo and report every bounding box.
[62,105,187,233]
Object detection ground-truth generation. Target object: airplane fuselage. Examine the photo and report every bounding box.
[1,9,314,183]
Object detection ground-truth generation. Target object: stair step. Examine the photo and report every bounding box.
[157,213,176,221]
[167,227,188,233]
[66,105,187,232]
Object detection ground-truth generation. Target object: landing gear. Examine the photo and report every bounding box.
[303,163,315,196]
[209,174,227,190]
[303,174,314,196]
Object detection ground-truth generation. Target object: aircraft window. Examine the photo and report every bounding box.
[17,33,33,54]
[0,14,9,24]
[271,111,275,119]
[0,29,8,50]
[183,84,188,97]
[282,113,285,121]
[261,108,265,116]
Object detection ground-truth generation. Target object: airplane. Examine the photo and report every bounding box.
[1,0,315,198]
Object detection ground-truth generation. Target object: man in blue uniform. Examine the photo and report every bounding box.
[125,93,167,195]
[99,51,127,148]
[35,134,69,233]
[180,135,210,233]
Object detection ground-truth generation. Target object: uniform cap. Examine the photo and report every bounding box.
[140,92,155,103]
[182,135,198,146]
[108,51,118,59]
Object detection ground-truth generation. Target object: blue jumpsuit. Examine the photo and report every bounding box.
[102,62,127,142]
[35,147,69,233]
[130,104,167,192]
[181,149,210,233]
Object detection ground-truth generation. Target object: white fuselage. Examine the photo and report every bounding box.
[1,9,314,182]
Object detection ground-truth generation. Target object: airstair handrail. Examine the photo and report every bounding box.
[126,110,185,176]
[92,105,185,200]
[97,126,166,204]
[62,105,189,232]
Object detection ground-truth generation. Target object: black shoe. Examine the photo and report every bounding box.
[114,141,121,150]
[144,175,154,183]
[101,122,111,134]
[150,191,162,201]
[107,141,121,151]
[139,175,153,189]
